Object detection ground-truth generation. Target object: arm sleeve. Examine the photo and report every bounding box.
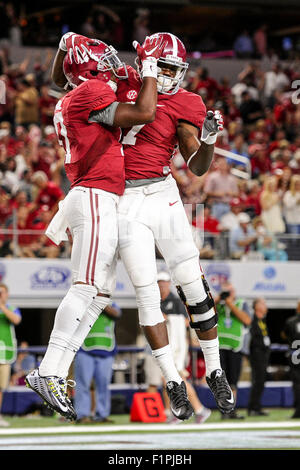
[88,101,119,126]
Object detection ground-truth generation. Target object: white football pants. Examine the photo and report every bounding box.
[63,186,119,295]
[118,175,204,326]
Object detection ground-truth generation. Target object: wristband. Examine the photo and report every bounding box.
[141,58,158,79]
[200,133,217,145]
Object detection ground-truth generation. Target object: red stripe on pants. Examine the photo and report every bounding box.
[86,188,96,284]
[90,194,100,285]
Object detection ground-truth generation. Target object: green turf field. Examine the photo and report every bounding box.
[1,409,300,450]
[0,407,297,428]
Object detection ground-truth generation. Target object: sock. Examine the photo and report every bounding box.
[152,344,182,385]
[195,406,204,414]
[57,295,111,378]
[39,284,97,376]
[199,336,221,378]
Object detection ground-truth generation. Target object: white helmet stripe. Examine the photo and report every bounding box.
[169,33,178,57]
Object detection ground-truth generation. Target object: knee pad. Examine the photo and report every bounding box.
[177,275,218,332]
[171,256,201,286]
[136,283,165,326]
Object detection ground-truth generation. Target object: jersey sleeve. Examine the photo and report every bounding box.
[70,80,117,123]
[177,93,207,130]
[87,80,117,112]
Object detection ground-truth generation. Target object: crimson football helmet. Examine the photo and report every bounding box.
[63,38,128,88]
[137,32,189,95]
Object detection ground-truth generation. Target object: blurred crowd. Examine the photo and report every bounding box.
[1,36,300,260]
[172,60,300,261]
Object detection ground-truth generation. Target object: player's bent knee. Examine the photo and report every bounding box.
[177,276,218,332]
[171,256,201,285]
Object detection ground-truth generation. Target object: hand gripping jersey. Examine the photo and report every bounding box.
[116,66,206,180]
[54,79,125,195]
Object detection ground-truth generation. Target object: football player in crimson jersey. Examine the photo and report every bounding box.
[26,32,164,421]
[115,32,235,417]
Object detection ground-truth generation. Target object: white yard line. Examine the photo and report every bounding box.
[1,421,300,436]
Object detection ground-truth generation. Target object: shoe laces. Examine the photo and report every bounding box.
[59,378,76,398]
[210,375,230,398]
[168,383,189,408]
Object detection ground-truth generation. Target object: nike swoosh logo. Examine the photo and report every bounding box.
[145,46,159,56]
[169,201,178,206]
[227,392,235,404]
[171,406,182,417]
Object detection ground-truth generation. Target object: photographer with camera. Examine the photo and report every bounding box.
[215,281,251,419]
[0,283,22,426]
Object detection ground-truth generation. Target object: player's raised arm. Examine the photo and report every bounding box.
[51,32,92,88]
[89,36,164,128]
[177,110,224,176]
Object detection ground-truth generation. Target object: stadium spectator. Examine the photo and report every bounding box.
[80,16,97,37]
[233,30,254,58]
[253,216,288,261]
[253,24,268,58]
[215,282,251,419]
[190,67,219,102]
[10,341,35,386]
[229,133,249,166]
[0,283,21,427]
[229,212,258,259]
[219,198,244,232]
[247,298,270,416]
[203,157,239,220]
[239,90,264,126]
[283,175,300,234]
[39,85,58,127]
[74,303,121,424]
[14,78,39,127]
[132,8,150,45]
[250,145,272,178]
[244,179,262,217]
[31,171,64,217]
[263,62,289,106]
[260,176,286,233]
[202,204,220,234]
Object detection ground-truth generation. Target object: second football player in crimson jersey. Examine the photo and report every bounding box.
[116,33,235,418]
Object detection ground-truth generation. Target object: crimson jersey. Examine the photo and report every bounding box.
[116,66,206,180]
[54,79,125,195]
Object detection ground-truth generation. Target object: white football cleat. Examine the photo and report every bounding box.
[25,369,77,421]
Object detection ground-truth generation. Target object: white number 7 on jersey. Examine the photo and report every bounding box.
[121,124,145,145]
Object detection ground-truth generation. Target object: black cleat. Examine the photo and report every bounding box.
[206,369,235,414]
[166,381,194,421]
